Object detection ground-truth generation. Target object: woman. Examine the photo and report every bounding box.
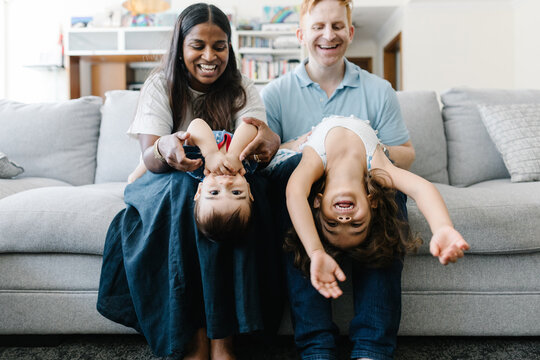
[97,4,281,359]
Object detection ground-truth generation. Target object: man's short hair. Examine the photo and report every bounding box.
[300,0,353,27]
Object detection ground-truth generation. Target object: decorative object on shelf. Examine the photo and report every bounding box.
[262,5,300,24]
[71,16,93,28]
[123,0,171,26]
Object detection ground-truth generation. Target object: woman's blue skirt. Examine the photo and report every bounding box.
[97,170,283,357]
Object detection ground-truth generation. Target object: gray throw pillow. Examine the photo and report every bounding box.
[0,152,24,178]
[0,96,103,185]
[94,90,141,183]
[478,103,540,182]
[440,88,540,186]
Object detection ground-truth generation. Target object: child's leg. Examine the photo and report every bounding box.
[127,161,147,184]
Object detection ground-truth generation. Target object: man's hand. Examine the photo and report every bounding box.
[309,250,346,299]
[430,226,470,265]
[158,131,203,172]
[239,117,280,163]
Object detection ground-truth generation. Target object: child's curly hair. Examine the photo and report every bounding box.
[284,168,422,274]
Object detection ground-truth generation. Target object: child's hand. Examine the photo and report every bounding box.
[430,226,470,265]
[203,152,228,176]
[223,153,246,175]
[309,250,346,299]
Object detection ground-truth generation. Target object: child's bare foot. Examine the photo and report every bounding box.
[210,336,235,360]
[183,328,209,360]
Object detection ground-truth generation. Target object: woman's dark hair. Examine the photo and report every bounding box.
[284,169,422,275]
[161,3,246,132]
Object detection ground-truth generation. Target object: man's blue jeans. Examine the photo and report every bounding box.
[269,154,407,360]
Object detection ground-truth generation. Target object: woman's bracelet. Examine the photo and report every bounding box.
[153,137,166,162]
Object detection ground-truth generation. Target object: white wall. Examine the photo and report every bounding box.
[1,0,7,98]
[4,0,122,102]
[402,0,515,93]
[514,0,540,89]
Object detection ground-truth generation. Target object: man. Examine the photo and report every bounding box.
[261,0,415,359]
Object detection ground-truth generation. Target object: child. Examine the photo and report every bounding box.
[286,115,470,299]
[129,118,257,242]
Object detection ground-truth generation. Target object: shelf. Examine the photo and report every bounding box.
[236,30,298,37]
[66,27,173,55]
[238,48,301,55]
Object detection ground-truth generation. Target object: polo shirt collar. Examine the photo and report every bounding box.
[294,58,360,89]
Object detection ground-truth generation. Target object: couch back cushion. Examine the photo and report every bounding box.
[441,87,540,186]
[94,90,142,183]
[397,91,449,184]
[0,96,102,185]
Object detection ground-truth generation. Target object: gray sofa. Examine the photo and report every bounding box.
[1,87,539,338]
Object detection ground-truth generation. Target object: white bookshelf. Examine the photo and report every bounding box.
[233,29,304,84]
[66,27,173,56]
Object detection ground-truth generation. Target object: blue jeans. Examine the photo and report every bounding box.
[269,154,407,360]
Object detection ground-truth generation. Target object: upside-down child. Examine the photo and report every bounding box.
[129,118,258,242]
[286,115,470,298]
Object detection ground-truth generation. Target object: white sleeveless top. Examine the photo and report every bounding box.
[301,115,381,170]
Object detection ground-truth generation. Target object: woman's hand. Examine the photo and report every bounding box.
[430,226,470,265]
[309,249,346,299]
[158,131,203,172]
[239,117,280,163]
[279,131,311,152]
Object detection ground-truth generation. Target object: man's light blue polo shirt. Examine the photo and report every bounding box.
[261,58,409,146]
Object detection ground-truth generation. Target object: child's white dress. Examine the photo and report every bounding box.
[301,115,381,170]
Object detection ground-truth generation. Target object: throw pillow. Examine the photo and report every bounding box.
[0,152,24,178]
[478,103,540,182]
[0,96,103,185]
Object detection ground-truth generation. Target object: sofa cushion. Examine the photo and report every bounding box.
[407,179,540,255]
[0,177,71,200]
[0,96,103,185]
[0,183,126,255]
[95,90,142,183]
[478,103,540,182]
[440,87,540,186]
[397,91,449,184]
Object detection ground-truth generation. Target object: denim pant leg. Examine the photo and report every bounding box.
[285,251,339,360]
[349,191,408,360]
[349,259,403,360]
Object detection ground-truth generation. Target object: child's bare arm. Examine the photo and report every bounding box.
[286,147,346,298]
[228,122,257,158]
[187,118,229,174]
[380,152,470,264]
[186,118,220,157]
[286,148,325,256]
[224,122,258,174]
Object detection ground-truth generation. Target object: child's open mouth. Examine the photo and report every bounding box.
[334,201,354,212]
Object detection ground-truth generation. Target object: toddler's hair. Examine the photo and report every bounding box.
[194,200,254,243]
[284,169,422,274]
